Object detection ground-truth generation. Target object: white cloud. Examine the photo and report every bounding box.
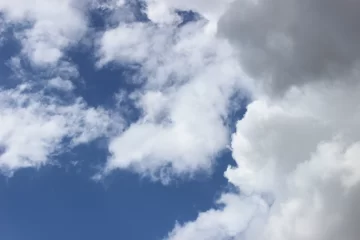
[143,0,234,28]
[0,0,88,66]
[94,0,126,9]
[0,84,113,175]
[167,194,268,240]
[48,77,75,91]
[166,1,360,239]
[167,78,360,240]
[97,15,250,180]
[90,0,137,24]
[97,22,162,66]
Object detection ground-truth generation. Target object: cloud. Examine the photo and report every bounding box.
[47,77,75,91]
[0,84,113,175]
[218,0,360,95]
[143,0,234,27]
[0,1,134,176]
[0,0,88,66]
[97,22,163,66]
[0,0,249,180]
[97,14,250,180]
[90,0,137,24]
[167,194,268,240]
[167,76,360,240]
[166,1,360,239]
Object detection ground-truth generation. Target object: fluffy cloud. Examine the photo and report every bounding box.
[166,0,360,239]
[167,70,360,240]
[97,15,250,179]
[0,0,88,66]
[222,82,360,240]
[167,193,268,240]
[218,0,360,95]
[0,84,112,174]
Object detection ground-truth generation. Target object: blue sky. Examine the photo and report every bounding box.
[1,1,360,240]
[0,151,235,240]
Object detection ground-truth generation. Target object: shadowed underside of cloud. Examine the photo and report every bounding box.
[166,0,360,240]
[219,0,360,95]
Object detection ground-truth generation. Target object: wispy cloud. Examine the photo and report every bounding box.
[0,83,113,175]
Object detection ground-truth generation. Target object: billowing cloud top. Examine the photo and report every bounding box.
[1,0,360,240]
[167,1,360,240]
[220,0,360,94]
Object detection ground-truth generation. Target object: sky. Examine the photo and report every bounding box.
[1,0,360,240]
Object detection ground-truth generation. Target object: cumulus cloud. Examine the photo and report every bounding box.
[218,0,360,95]
[0,0,88,66]
[219,82,360,240]
[167,193,268,240]
[97,12,250,180]
[166,0,360,239]
[0,84,113,175]
[167,72,360,240]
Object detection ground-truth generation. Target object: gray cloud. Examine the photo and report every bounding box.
[167,1,360,239]
[218,0,360,94]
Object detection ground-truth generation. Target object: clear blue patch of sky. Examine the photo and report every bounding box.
[0,146,238,240]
